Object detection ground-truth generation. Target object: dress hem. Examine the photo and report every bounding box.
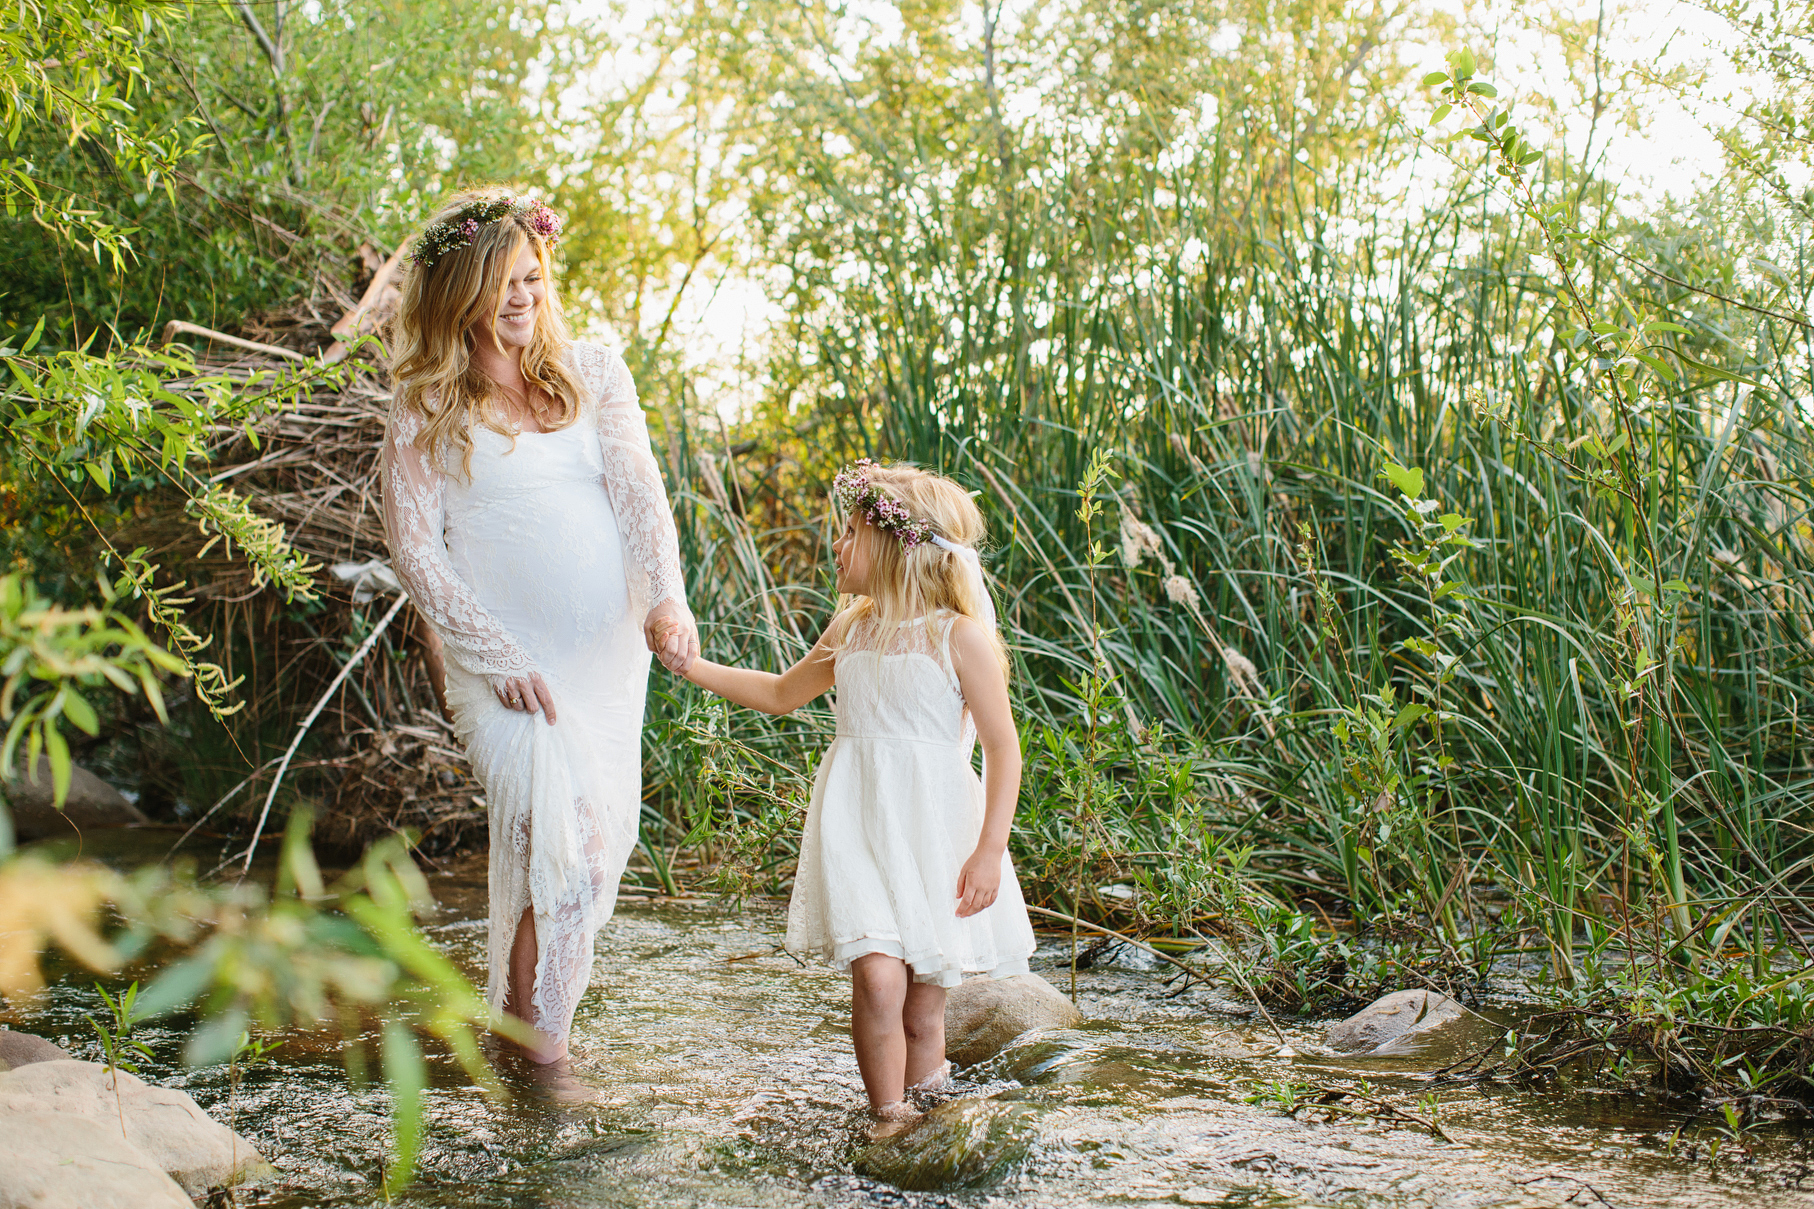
[792,934,1033,988]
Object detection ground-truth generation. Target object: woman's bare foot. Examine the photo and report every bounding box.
[524,1054,599,1105]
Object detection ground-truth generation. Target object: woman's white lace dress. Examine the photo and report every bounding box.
[380,342,685,1046]
[787,613,1037,986]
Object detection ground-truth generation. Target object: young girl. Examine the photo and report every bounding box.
[676,459,1037,1125]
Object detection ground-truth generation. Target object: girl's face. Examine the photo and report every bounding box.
[479,243,546,351]
[833,516,876,596]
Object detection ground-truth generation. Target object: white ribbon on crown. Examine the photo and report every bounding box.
[929,535,995,634]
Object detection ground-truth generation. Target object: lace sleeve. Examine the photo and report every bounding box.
[585,348,689,612]
[380,407,536,679]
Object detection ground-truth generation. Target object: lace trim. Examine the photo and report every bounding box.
[380,406,535,680]
[571,343,689,613]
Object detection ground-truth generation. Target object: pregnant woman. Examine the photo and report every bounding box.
[381,188,697,1066]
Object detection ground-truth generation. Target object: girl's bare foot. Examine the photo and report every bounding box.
[868,1098,922,1140]
[907,1059,951,1093]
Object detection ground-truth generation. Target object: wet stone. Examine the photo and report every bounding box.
[944,973,1084,1066]
[0,1029,71,1072]
[1325,989,1484,1056]
[4,756,147,841]
[853,1096,1044,1191]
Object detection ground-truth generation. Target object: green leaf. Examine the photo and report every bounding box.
[382,1019,426,1196]
[45,726,71,809]
[1643,321,1690,333]
[1430,103,1452,125]
[1661,579,1696,594]
[1422,71,1450,86]
[1447,48,1476,79]
[1466,81,1497,96]
[62,691,99,737]
[1380,461,1425,499]
[19,315,45,354]
[1392,703,1431,730]
[1438,513,1466,532]
[1633,352,1678,382]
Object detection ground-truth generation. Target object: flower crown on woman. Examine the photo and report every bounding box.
[408,194,563,269]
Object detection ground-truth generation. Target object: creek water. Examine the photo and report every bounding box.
[10,844,1811,1208]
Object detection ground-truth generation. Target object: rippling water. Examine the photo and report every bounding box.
[11,848,1811,1208]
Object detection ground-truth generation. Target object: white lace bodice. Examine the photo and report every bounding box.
[833,615,971,753]
[380,342,687,682]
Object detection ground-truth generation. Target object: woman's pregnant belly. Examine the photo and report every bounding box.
[443,431,633,672]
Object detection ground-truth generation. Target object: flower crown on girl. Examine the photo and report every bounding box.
[408,195,564,269]
[833,458,996,631]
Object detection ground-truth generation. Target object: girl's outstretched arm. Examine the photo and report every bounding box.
[677,630,836,715]
[950,615,1021,919]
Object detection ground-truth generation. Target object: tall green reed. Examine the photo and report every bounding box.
[640,47,1814,991]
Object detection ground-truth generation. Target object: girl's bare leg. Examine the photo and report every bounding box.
[902,981,948,1088]
[504,906,565,1064]
[849,953,911,1111]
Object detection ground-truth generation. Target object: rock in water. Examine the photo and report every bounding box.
[854,1097,1044,1191]
[0,1060,273,1194]
[1326,989,1468,1055]
[0,1030,72,1072]
[0,1111,192,1209]
[944,974,1083,1067]
[4,756,147,841]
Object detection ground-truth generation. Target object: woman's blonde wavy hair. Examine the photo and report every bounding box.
[827,462,1010,680]
[389,187,587,477]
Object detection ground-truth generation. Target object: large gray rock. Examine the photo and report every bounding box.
[4,757,147,841]
[1326,989,1471,1055]
[0,1110,191,1208]
[0,1060,272,1195]
[944,974,1083,1067]
[0,1030,71,1072]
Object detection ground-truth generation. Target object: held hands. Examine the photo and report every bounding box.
[955,847,1003,918]
[643,598,700,675]
[491,671,559,723]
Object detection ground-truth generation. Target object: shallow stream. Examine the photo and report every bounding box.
[11,846,1812,1208]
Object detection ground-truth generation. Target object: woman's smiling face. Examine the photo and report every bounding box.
[832,515,875,596]
[482,242,546,350]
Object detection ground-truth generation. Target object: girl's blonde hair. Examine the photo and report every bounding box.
[389,187,588,476]
[827,462,1010,680]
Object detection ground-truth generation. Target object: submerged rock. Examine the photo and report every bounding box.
[854,1096,1044,1190]
[944,974,1084,1067]
[0,1059,273,1194]
[0,1029,72,1071]
[1326,989,1476,1055]
[0,1111,191,1209]
[5,757,147,841]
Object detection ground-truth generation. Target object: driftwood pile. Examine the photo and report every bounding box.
[140,249,489,861]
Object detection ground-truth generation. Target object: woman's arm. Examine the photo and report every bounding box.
[587,346,698,673]
[681,632,836,715]
[949,616,1021,918]
[380,410,558,720]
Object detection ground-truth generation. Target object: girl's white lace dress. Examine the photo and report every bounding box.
[787,613,1037,985]
[381,342,685,1047]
